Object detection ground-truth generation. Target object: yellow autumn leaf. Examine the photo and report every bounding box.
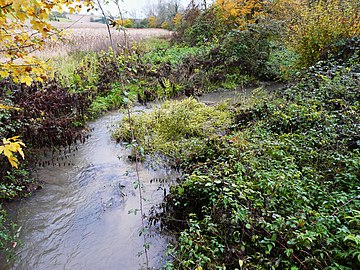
[18,147,25,159]
[8,155,19,168]
[0,136,26,167]
[20,76,33,86]
[11,0,22,12]
[16,11,27,22]
[0,104,20,110]
[35,77,43,82]
[3,146,12,159]
[7,143,19,152]
[0,70,9,78]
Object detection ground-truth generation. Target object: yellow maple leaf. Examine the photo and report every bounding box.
[8,155,19,168]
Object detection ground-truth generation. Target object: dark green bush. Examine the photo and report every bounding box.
[181,6,227,46]
[148,57,360,269]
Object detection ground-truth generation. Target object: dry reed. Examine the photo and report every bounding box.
[36,27,171,58]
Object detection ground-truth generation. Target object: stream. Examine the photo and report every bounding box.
[2,83,282,270]
[3,108,175,270]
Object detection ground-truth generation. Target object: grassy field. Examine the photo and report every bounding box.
[35,15,171,57]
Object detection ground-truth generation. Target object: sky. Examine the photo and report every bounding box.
[97,0,194,18]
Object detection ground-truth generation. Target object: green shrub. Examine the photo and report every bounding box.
[146,56,360,269]
[181,6,227,46]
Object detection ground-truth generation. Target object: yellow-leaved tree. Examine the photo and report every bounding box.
[173,12,182,30]
[0,0,93,168]
[215,0,268,29]
[270,0,360,67]
[0,0,93,84]
[147,15,158,28]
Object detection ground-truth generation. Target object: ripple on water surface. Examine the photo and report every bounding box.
[4,111,176,270]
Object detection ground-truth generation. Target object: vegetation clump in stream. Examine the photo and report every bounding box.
[113,98,232,165]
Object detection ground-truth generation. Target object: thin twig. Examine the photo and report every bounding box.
[332,195,359,216]
[126,105,150,269]
[96,0,116,53]
[113,0,129,50]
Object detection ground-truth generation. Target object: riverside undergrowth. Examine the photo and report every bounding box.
[114,55,360,269]
[0,38,196,256]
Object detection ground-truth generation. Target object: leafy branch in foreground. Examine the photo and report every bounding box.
[0,0,93,84]
[0,136,25,168]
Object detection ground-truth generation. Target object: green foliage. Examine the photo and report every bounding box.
[0,204,17,259]
[180,6,226,46]
[143,56,360,268]
[266,43,299,81]
[51,51,99,92]
[169,23,278,95]
[272,0,360,68]
[89,82,129,117]
[0,167,34,200]
[135,38,170,52]
[214,24,277,79]
[113,98,232,163]
[142,45,201,67]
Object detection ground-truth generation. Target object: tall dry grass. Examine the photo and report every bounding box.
[36,25,171,58]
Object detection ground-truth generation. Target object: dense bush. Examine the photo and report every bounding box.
[0,79,89,149]
[271,0,360,67]
[176,6,227,46]
[207,23,277,80]
[123,55,360,268]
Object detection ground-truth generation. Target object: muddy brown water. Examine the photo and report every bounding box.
[2,108,176,270]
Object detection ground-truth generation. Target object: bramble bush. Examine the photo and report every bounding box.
[123,53,360,268]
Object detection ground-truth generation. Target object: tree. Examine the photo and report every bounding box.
[0,0,93,168]
[173,12,182,30]
[0,0,93,85]
[147,15,158,28]
[215,0,268,29]
[270,0,360,67]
